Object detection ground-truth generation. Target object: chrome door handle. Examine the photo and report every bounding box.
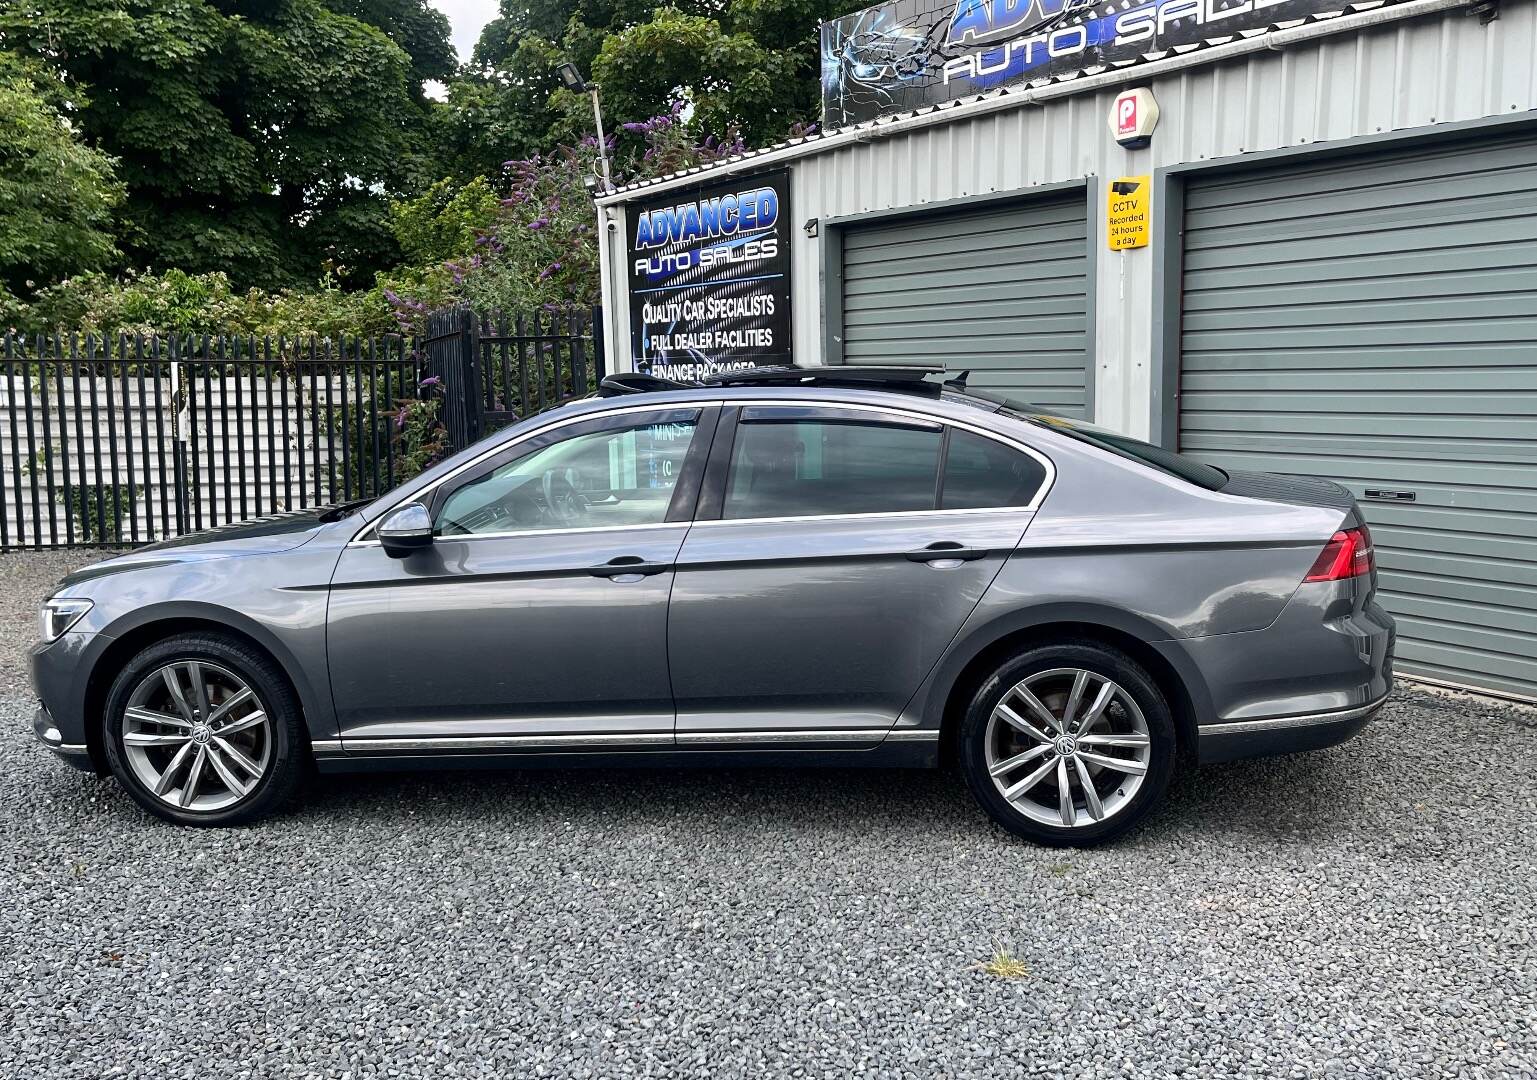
[588,557,670,579]
[904,542,989,564]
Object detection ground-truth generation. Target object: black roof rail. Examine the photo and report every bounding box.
[597,372,696,397]
[598,365,952,399]
[699,365,945,397]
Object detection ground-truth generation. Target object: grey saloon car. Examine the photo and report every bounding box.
[32,366,1394,845]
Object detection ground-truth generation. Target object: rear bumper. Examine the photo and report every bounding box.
[33,701,95,771]
[1197,691,1388,764]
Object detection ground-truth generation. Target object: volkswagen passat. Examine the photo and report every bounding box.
[32,367,1393,845]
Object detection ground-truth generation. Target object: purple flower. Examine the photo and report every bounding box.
[528,217,549,231]
[419,375,442,389]
[539,262,562,280]
[621,121,648,133]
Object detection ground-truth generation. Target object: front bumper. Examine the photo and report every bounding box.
[1196,691,1389,764]
[33,701,95,771]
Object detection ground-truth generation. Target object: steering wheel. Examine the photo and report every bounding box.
[541,468,588,524]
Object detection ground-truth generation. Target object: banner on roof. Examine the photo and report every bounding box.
[626,169,793,382]
[820,0,1376,127]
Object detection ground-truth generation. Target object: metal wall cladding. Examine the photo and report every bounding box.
[783,2,1537,435]
[837,195,1091,415]
[1178,125,1537,702]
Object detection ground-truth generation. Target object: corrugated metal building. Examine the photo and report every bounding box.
[595,0,1537,701]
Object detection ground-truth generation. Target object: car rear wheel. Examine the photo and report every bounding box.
[959,642,1176,847]
[102,633,306,826]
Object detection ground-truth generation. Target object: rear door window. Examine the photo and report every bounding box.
[723,417,943,520]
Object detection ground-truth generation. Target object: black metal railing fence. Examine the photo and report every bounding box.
[423,307,603,448]
[0,332,420,549]
[2,307,605,550]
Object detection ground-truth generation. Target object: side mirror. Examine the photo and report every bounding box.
[378,503,434,559]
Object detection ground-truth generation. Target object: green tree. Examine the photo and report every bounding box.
[443,0,856,175]
[0,0,453,291]
[0,54,122,316]
[389,177,501,266]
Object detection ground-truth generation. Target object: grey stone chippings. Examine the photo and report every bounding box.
[1,551,1534,1077]
[2,690,1534,1078]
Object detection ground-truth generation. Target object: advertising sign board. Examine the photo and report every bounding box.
[820,0,1402,128]
[627,169,793,380]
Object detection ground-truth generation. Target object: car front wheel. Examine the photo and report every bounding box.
[102,633,306,826]
[959,642,1176,847]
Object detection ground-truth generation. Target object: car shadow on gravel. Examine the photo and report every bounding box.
[293,740,1372,848]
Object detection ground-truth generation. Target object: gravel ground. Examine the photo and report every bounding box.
[1,552,1535,1078]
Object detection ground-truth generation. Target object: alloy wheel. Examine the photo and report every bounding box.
[984,667,1152,829]
[120,661,272,812]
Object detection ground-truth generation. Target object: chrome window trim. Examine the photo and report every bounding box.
[349,393,1058,546]
[1198,693,1390,736]
[350,520,692,549]
[686,504,1037,531]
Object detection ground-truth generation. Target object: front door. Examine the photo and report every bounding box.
[327,405,715,748]
[667,404,1050,745]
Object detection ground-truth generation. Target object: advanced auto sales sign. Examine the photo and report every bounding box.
[627,170,792,380]
[820,0,1401,127]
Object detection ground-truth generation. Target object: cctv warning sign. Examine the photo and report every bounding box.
[1106,176,1151,250]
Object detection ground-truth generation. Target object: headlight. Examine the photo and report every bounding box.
[39,598,92,643]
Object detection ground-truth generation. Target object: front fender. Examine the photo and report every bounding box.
[48,541,344,746]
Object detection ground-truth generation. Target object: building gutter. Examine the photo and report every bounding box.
[596,0,1469,208]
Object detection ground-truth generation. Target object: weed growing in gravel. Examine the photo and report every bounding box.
[976,947,1030,980]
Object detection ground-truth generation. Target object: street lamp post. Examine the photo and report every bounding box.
[557,62,614,194]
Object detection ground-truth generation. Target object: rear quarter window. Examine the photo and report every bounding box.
[941,430,1047,509]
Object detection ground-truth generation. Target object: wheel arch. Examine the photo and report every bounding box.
[84,607,325,771]
[928,606,1212,767]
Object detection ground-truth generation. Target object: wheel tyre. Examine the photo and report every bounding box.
[102,633,307,826]
[959,641,1176,848]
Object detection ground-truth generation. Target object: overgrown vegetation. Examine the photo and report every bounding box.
[1,0,848,339]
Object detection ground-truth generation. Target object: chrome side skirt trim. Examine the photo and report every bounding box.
[341,733,675,753]
[676,729,885,745]
[330,728,938,754]
[1199,694,1390,737]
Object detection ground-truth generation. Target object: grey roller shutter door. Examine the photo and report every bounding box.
[839,195,1091,417]
[1178,127,1537,702]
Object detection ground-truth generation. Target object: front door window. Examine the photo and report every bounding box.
[437,418,700,535]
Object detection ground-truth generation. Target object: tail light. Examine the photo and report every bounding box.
[1304,525,1374,582]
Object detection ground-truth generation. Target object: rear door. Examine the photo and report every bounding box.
[667,402,1051,744]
